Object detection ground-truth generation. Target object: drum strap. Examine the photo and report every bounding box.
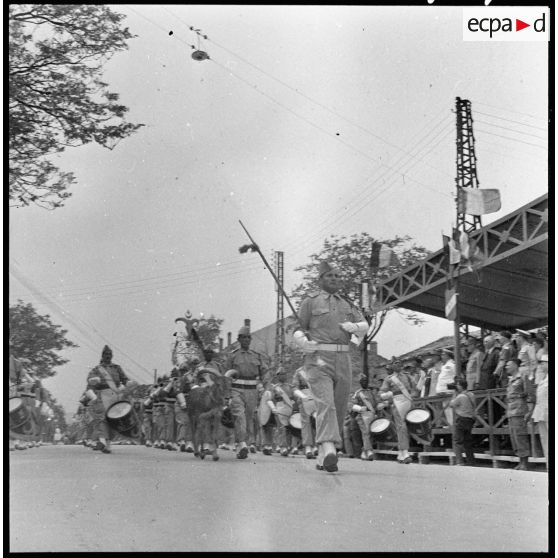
[274,384,293,408]
[356,389,374,411]
[391,375,413,402]
[98,365,118,393]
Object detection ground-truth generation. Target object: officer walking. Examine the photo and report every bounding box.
[293,261,368,472]
[224,325,268,459]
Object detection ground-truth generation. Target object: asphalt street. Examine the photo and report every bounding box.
[9,444,548,553]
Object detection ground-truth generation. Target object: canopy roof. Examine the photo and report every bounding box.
[375,194,548,331]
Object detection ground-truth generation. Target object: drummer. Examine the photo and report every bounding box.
[292,367,318,459]
[351,376,384,461]
[261,367,295,456]
[86,345,130,454]
[379,361,419,464]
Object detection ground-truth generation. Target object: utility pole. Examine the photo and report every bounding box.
[452,97,483,374]
[273,250,285,367]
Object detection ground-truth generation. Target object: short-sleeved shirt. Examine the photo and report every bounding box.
[224,349,267,381]
[351,388,380,410]
[87,362,128,390]
[380,372,417,397]
[506,373,535,417]
[449,391,476,418]
[298,290,363,344]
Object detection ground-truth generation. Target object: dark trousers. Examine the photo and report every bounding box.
[453,416,475,464]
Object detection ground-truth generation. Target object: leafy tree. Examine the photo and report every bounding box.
[9,4,143,209]
[290,233,431,325]
[9,300,78,378]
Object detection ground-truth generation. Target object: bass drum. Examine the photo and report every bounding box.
[274,401,293,427]
[258,392,273,427]
[105,400,141,438]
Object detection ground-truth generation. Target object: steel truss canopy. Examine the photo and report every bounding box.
[375,194,548,331]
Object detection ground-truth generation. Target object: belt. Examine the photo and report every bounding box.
[19,393,36,398]
[232,382,258,390]
[153,403,165,407]
[314,344,349,352]
[165,398,176,403]
[144,409,153,414]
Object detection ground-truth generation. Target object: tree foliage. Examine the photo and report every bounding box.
[9,300,78,378]
[290,233,431,325]
[9,4,143,209]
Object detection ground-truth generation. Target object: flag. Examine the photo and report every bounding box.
[459,229,470,261]
[445,288,457,321]
[457,188,501,216]
[379,244,400,268]
[370,242,399,269]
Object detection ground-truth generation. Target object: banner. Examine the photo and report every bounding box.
[445,288,457,321]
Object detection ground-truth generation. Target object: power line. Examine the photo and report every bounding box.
[469,99,547,123]
[474,127,548,150]
[474,118,547,141]
[474,109,548,132]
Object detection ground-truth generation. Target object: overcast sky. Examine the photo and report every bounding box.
[9,5,548,418]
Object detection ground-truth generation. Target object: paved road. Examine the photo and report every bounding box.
[9,445,548,553]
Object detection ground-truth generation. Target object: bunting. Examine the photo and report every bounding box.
[370,241,400,269]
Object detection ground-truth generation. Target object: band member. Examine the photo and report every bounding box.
[224,325,268,459]
[86,345,129,454]
[152,377,168,449]
[261,368,295,456]
[174,365,196,453]
[141,388,154,447]
[293,261,367,472]
[380,360,419,464]
[351,376,383,461]
[292,367,318,459]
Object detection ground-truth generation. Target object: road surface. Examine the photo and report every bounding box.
[9,444,548,552]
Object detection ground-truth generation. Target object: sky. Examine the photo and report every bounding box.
[8,5,549,419]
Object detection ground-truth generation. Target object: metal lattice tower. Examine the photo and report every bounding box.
[273,251,285,365]
[455,97,482,235]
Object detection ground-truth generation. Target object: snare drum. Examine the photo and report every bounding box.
[405,408,433,444]
[106,400,140,438]
[370,418,397,442]
[287,412,302,438]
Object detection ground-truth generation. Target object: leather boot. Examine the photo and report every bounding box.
[515,456,529,471]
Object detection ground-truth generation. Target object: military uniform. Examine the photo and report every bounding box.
[142,387,156,447]
[297,290,363,448]
[224,347,267,449]
[351,386,381,457]
[380,369,418,462]
[292,367,317,455]
[506,372,535,461]
[87,352,129,452]
[174,371,195,452]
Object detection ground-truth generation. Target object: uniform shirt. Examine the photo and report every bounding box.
[449,391,476,418]
[380,372,417,398]
[436,360,455,393]
[351,388,380,411]
[224,348,267,381]
[298,290,363,344]
[506,373,535,417]
[517,343,537,379]
[87,362,128,390]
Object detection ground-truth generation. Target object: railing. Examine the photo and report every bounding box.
[375,389,544,461]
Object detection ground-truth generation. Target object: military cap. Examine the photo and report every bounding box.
[238,326,251,336]
[318,260,338,277]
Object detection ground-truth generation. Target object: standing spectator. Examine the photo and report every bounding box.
[478,335,500,390]
[532,335,548,386]
[380,361,418,464]
[436,349,456,394]
[531,354,548,467]
[514,330,537,381]
[504,359,535,471]
[449,378,476,466]
[493,331,516,388]
[417,352,442,398]
[464,338,484,391]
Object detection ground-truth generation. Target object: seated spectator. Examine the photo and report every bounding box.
[504,359,535,471]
